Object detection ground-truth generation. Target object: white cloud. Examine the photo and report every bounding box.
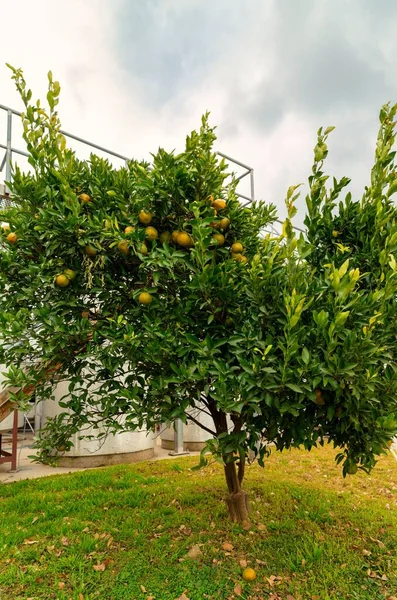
[1,0,396,226]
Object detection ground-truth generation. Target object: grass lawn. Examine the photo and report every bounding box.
[0,445,396,600]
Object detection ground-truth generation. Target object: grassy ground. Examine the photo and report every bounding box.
[0,445,396,600]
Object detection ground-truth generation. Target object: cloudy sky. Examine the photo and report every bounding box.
[1,0,397,224]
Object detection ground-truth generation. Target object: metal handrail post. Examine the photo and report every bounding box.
[250,169,255,202]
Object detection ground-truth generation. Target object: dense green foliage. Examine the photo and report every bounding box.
[1,68,396,499]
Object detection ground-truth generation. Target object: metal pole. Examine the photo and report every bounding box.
[169,419,189,456]
[250,168,255,202]
[5,110,12,192]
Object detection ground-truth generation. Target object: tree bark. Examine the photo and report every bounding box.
[204,398,251,525]
[224,459,250,524]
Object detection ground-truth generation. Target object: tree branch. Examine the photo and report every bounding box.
[186,413,216,437]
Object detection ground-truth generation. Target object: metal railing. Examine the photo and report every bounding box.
[0,103,255,205]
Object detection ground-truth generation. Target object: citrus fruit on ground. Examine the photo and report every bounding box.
[138,292,153,305]
[138,210,152,225]
[347,463,358,475]
[231,242,243,254]
[64,269,76,281]
[118,240,130,255]
[55,274,70,288]
[212,233,225,245]
[79,193,92,204]
[219,217,230,230]
[125,226,135,235]
[211,198,227,211]
[159,231,172,244]
[242,568,256,582]
[85,244,97,257]
[6,232,18,244]
[139,243,149,255]
[145,226,158,241]
[176,232,193,247]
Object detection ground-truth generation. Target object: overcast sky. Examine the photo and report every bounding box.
[1,0,397,224]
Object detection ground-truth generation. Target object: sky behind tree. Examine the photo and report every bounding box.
[1,0,397,224]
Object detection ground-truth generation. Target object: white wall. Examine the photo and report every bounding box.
[41,380,154,458]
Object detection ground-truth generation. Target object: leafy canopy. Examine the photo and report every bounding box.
[1,67,396,478]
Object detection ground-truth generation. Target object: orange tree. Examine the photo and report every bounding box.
[1,68,397,524]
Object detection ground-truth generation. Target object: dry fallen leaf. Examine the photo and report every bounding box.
[93,563,106,572]
[187,544,202,559]
[287,595,296,600]
[176,593,190,600]
[58,582,65,589]
[362,549,371,556]
[31,516,39,524]
[222,542,234,551]
[79,594,84,600]
[257,523,267,531]
[140,585,147,593]
[234,583,243,596]
[23,539,39,545]
[239,559,247,568]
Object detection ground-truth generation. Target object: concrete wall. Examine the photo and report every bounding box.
[161,406,215,451]
[40,380,155,467]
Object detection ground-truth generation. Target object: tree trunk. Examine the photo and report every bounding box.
[223,459,250,525]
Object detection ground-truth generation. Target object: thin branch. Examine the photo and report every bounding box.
[186,413,216,437]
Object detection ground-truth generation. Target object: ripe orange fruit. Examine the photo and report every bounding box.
[64,269,76,281]
[237,255,248,263]
[231,242,243,254]
[118,240,130,255]
[138,210,152,225]
[242,568,256,582]
[145,226,158,241]
[6,232,18,244]
[212,198,227,211]
[171,230,181,243]
[159,231,172,244]
[139,243,149,255]
[138,292,153,305]
[210,220,221,230]
[212,233,225,246]
[79,193,92,204]
[125,226,135,235]
[55,274,70,288]
[219,217,230,231]
[85,244,97,257]
[314,389,325,406]
[176,232,193,248]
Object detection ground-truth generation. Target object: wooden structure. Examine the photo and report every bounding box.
[0,393,18,471]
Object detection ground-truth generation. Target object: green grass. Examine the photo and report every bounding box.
[0,445,396,600]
